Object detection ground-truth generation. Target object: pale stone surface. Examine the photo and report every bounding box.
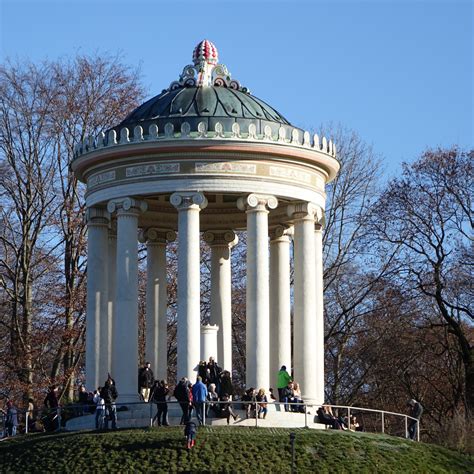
[200,324,219,363]
[203,230,238,372]
[171,192,208,381]
[314,223,325,405]
[86,207,109,390]
[142,228,176,380]
[237,194,278,390]
[270,226,293,390]
[107,198,147,401]
[289,202,317,404]
[107,225,117,377]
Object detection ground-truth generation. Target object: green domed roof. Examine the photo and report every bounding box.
[114,40,300,138]
[118,85,293,134]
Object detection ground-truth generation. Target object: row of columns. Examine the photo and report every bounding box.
[86,192,324,404]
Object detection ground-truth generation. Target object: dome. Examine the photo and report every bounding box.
[114,40,299,138]
[117,85,295,137]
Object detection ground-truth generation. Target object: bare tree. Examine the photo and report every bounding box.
[48,55,144,400]
[0,61,60,401]
[371,147,473,415]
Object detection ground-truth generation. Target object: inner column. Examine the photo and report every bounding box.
[171,192,207,381]
[237,193,278,391]
[269,225,293,390]
[203,230,238,373]
[142,228,176,381]
[85,207,109,390]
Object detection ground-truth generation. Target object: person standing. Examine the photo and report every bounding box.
[277,366,292,405]
[100,377,118,430]
[138,362,154,402]
[207,357,222,392]
[93,387,105,429]
[152,380,170,427]
[2,401,18,437]
[407,399,423,440]
[218,370,234,399]
[191,376,208,425]
[174,377,191,425]
[44,385,60,431]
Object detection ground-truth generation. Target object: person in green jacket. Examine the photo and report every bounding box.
[277,366,292,405]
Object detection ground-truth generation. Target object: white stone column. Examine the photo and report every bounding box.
[314,218,325,405]
[86,207,109,390]
[170,192,208,381]
[202,230,238,373]
[107,223,117,377]
[288,202,317,404]
[140,228,176,381]
[200,324,219,362]
[237,194,278,390]
[107,197,147,401]
[269,225,293,390]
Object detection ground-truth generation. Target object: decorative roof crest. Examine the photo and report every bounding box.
[167,39,250,93]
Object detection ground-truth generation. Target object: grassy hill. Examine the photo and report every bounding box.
[0,426,472,473]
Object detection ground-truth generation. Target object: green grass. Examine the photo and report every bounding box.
[0,427,472,473]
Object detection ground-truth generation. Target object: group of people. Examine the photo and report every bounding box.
[276,366,305,413]
[317,405,361,431]
[173,368,240,426]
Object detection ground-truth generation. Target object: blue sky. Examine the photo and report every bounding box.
[1,0,472,177]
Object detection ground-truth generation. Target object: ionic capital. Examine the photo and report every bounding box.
[269,225,294,242]
[139,227,176,245]
[236,194,278,213]
[287,202,320,221]
[170,192,208,211]
[107,197,148,216]
[315,210,325,231]
[86,207,110,226]
[203,230,238,248]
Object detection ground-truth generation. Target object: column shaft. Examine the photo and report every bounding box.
[269,229,292,390]
[204,230,237,373]
[108,198,146,402]
[86,209,109,390]
[146,241,167,379]
[238,194,277,390]
[314,225,325,405]
[107,228,116,376]
[291,204,317,404]
[171,192,207,381]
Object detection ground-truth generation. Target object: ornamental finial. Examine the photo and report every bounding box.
[192,40,219,67]
[193,40,219,87]
[167,41,249,93]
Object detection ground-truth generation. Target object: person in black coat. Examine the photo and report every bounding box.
[218,370,234,399]
[151,380,170,426]
[138,362,154,402]
[207,357,222,390]
[100,377,118,430]
[174,377,191,425]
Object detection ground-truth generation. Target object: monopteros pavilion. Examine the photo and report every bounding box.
[72,40,339,404]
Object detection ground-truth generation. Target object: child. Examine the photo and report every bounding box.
[184,420,197,449]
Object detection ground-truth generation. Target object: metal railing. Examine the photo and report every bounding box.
[1,400,420,442]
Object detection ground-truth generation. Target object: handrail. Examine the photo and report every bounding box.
[1,400,420,442]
